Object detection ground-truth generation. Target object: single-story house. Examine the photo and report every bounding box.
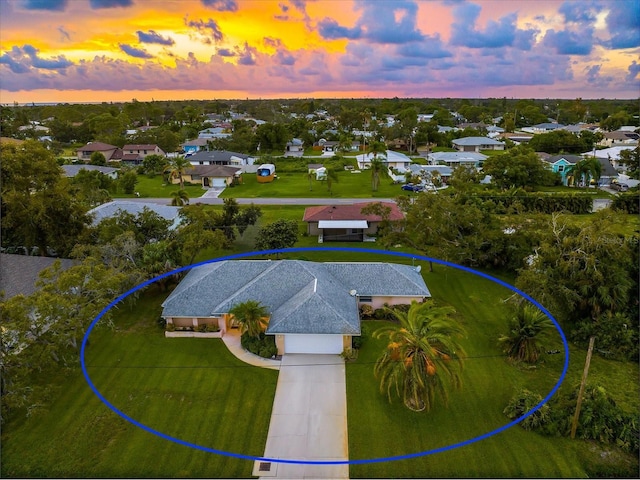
[88,201,182,229]
[583,146,637,172]
[303,202,404,242]
[187,150,255,168]
[451,137,505,152]
[198,127,232,139]
[598,131,639,148]
[521,123,565,134]
[122,144,165,158]
[499,132,533,144]
[178,165,243,188]
[285,138,304,157]
[542,154,582,185]
[161,260,431,355]
[182,138,210,155]
[61,164,118,179]
[76,142,122,163]
[596,157,620,186]
[427,151,487,168]
[355,150,412,170]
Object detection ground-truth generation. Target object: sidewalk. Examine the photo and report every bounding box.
[221,328,281,370]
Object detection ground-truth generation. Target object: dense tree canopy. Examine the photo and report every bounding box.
[482,146,558,189]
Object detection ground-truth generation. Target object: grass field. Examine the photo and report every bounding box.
[112,174,205,200]
[1,246,637,478]
[220,169,403,199]
[0,289,278,478]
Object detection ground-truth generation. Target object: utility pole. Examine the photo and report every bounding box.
[570,336,596,439]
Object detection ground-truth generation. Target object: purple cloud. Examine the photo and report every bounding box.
[318,1,423,44]
[275,50,296,65]
[119,44,153,59]
[263,37,282,48]
[604,1,640,49]
[136,30,175,46]
[558,0,600,23]
[238,43,257,65]
[543,28,593,55]
[186,17,224,42]
[0,44,74,73]
[217,48,235,57]
[23,0,67,10]
[450,3,536,49]
[318,18,362,40]
[89,0,133,8]
[627,61,640,82]
[201,0,238,11]
[396,35,452,59]
[584,64,613,87]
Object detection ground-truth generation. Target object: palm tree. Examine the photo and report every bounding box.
[325,168,339,195]
[367,140,387,191]
[498,304,555,363]
[567,157,602,188]
[304,171,314,191]
[374,301,466,412]
[229,300,269,339]
[170,189,189,206]
[165,156,192,189]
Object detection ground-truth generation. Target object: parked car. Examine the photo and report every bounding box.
[401,183,424,192]
[611,182,629,192]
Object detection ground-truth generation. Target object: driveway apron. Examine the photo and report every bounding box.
[256,354,349,479]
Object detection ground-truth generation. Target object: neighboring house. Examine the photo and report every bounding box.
[499,132,533,144]
[451,137,505,152]
[76,142,122,163]
[0,253,75,299]
[321,140,339,153]
[285,138,304,157]
[179,165,243,188]
[161,259,430,355]
[486,125,505,138]
[356,150,412,170]
[88,201,182,229]
[303,202,404,243]
[61,164,118,179]
[187,150,255,168]
[521,123,565,134]
[428,151,487,168]
[596,157,620,186]
[598,131,639,147]
[406,164,453,182]
[542,154,582,185]
[198,127,232,139]
[122,144,165,158]
[182,138,210,155]
[585,146,637,172]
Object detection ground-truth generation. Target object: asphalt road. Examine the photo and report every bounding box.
[124,196,398,206]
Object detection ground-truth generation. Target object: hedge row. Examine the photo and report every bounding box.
[611,192,640,214]
[463,193,594,214]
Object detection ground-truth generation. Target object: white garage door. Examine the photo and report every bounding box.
[284,334,343,354]
[212,178,227,187]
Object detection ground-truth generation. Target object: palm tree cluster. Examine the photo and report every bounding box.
[229,300,269,338]
[374,301,466,412]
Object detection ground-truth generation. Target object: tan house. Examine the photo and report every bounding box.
[161,260,430,355]
[76,142,122,162]
[303,202,404,242]
[122,144,165,158]
[175,165,242,188]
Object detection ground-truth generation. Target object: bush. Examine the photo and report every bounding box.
[611,192,640,214]
[503,389,550,431]
[166,323,176,331]
[241,332,276,357]
[205,324,220,333]
[352,335,364,349]
[157,316,166,329]
[197,324,208,332]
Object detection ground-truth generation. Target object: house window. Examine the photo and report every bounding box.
[359,296,372,302]
[558,165,564,172]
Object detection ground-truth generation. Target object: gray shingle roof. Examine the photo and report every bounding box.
[161,260,431,335]
[452,137,504,146]
[61,164,117,177]
[0,254,76,299]
[88,201,181,228]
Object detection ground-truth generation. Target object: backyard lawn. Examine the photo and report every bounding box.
[112,174,205,200]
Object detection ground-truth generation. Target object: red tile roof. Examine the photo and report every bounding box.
[303,202,404,222]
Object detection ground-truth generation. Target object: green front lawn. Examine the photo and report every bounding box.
[346,264,639,478]
[221,170,402,198]
[112,174,205,200]
[0,289,278,478]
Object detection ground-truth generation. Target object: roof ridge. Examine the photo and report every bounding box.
[210,260,282,312]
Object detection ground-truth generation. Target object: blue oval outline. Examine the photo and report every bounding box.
[81,246,569,466]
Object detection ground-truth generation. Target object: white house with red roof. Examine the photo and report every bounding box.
[303,202,404,243]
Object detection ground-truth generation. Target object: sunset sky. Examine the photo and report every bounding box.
[0,0,638,104]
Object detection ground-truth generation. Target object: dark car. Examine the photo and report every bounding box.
[401,183,424,192]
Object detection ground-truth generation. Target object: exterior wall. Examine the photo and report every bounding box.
[343,335,352,351]
[275,334,285,356]
[358,295,426,310]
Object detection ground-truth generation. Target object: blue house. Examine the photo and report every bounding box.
[182,138,209,155]
[543,154,582,185]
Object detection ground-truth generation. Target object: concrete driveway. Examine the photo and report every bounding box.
[255,354,348,479]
